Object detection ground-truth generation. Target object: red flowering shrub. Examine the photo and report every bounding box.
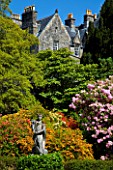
[46,111,94,160]
[57,112,78,129]
[0,110,34,156]
[0,108,93,160]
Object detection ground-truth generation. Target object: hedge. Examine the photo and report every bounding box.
[0,156,17,170]
[17,152,64,170]
[64,159,113,170]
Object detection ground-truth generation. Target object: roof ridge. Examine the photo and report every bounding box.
[37,14,54,22]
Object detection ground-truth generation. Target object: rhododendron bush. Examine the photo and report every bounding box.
[69,76,113,160]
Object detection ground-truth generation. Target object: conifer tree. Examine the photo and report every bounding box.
[81,0,113,64]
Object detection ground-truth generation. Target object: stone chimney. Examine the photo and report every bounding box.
[84,9,96,28]
[22,5,38,35]
[65,13,75,29]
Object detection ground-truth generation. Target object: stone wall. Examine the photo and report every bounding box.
[38,13,71,51]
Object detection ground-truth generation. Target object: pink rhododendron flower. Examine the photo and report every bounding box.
[110,126,113,130]
[104,115,108,119]
[106,141,113,148]
[100,156,106,160]
[110,111,113,115]
[95,129,100,135]
[103,136,106,140]
[107,128,112,135]
[72,97,79,103]
[87,84,95,90]
[108,94,113,100]
[106,135,110,138]
[91,134,97,138]
[94,126,97,130]
[87,116,91,120]
[82,100,85,104]
[101,89,110,95]
[92,121,95,125]
[87,127,90,131]
[75,94,80,97]
[100,108,106,112]
[97,138,103,143]
[72,97,76,103]
[69,103,76,109]
[93,117,99,121]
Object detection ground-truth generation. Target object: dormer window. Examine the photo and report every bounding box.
[75,44,80,56]
[53,41,59,50]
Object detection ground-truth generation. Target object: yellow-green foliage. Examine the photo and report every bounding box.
[0,109,94,160]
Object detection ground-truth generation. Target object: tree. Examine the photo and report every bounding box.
[0,0,12,16]
[0,16,44,114]
[35,48,99,113]
[81,0,113,64]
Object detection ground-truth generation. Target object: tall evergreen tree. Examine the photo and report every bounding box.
[81,0,113,64]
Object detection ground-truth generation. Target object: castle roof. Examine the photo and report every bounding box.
[37,14,54,35]
[65,26,76,39]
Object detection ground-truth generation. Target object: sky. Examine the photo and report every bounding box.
[9,0,105,26]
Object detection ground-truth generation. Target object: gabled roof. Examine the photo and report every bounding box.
[65,26,76,39]
[73,35,80,44]
[37,14,54,35]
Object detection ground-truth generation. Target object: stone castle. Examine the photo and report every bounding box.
[11,6,99,58]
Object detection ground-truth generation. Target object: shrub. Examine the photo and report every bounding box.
[0,156,17,170]
[0,108,93,160]
[17,152,64,170]
[56,112,78,129]
[64,159,113,170]
[0,103,49,157]
[46,113,93,160]
[69,76,113,159]
[0,110,34,156]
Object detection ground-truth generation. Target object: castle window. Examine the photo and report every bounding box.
[75,45,80,56]
[53,41,59,50]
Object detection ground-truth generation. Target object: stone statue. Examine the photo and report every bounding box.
[31,114,48,155]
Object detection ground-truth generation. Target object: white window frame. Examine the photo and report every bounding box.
[75,45,80,56]
[53,41,59,51]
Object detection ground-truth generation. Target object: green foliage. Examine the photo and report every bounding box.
[36,48,98,112]
[100,0,113,30]
[82,0,113,64]
[0,0,12,17]
[0,16,44,114]
[97,57,113,79]
[17,152,64,170]
[0,156,17,170]
[64,160,113,170]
